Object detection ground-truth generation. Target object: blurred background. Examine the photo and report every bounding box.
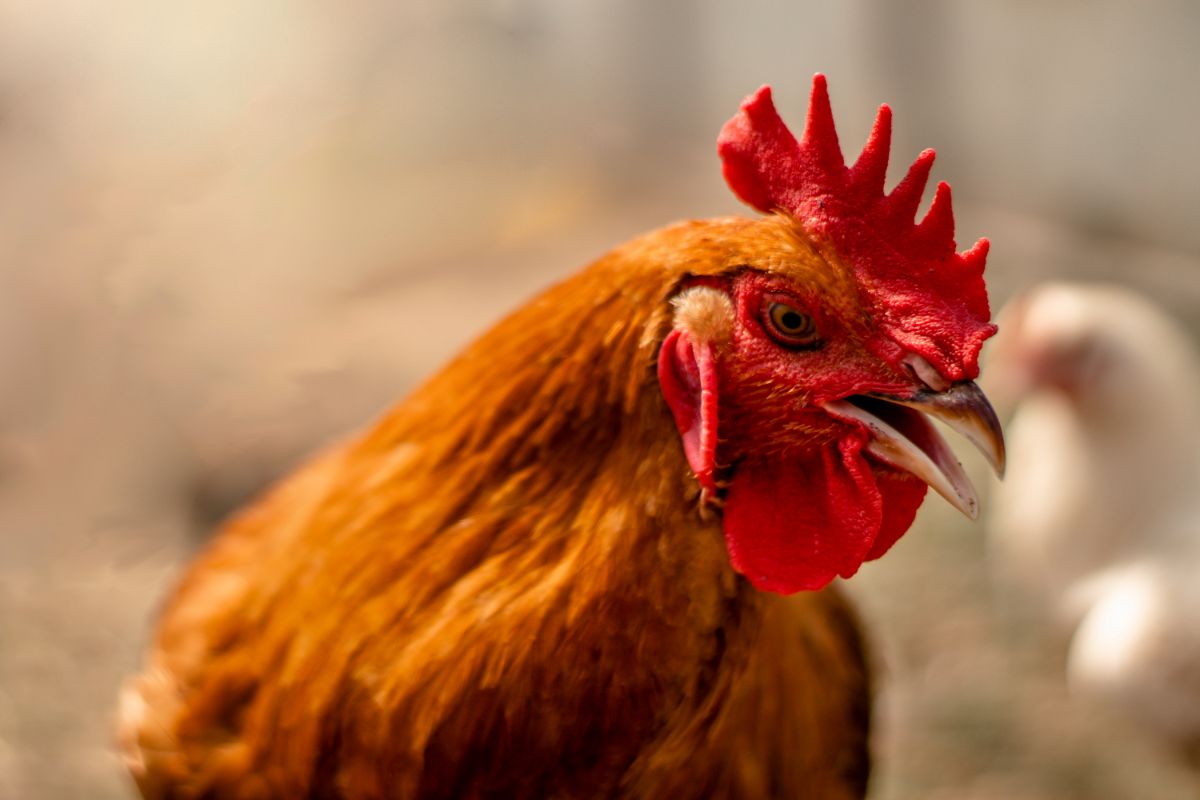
[2,1,1199,798]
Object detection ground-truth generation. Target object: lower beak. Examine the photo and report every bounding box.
[823,381,1006,520]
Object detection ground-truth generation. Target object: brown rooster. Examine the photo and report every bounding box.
[119,76,1004,799]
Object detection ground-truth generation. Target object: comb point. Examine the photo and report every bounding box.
[716,83,801,214]
[740,84,776,120]
[963,237,990,266]
[918,181,955,243]
[801,73,844,171]
[887,148,936,221]
[850,103,892,194]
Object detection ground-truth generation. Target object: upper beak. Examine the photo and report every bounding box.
[823,381,1006,520]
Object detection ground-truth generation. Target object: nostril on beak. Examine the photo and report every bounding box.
[901,353,950,393]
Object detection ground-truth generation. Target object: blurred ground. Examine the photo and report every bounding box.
[2,2,1199,798]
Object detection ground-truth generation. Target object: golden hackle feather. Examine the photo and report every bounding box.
[120,216,876,799]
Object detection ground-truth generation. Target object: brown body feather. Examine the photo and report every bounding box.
[120,217,875,799]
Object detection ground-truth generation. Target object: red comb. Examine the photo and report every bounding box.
[717,75,995,380]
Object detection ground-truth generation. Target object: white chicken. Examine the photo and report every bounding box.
[986,281,1200,760]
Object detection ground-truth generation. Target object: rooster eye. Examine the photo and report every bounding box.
[764,301,820,348]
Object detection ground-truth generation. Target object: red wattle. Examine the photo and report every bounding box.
[657,329,720,495]
[866,470,927,561]
[723,434,877,593]
[722,434,925,594]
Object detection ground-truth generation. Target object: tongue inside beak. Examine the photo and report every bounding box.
[823,381,1005,520]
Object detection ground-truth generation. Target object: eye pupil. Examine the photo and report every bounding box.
[764,301,820,349]
[780,310,804,331]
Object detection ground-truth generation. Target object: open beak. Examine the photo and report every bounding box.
[823,382,1006,520]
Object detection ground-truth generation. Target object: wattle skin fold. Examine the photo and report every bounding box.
[658,328,720,496]
[723,433,927,594]
[866,467,928,561]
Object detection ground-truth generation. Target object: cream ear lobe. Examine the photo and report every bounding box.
[657,328,719,496]
[671,285,735,345]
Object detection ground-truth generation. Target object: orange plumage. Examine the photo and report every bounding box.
[119,78,1002,799]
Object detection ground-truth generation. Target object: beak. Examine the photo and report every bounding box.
[823,381,1006,520]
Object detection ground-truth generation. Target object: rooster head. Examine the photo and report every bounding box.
[657,75,1004,594]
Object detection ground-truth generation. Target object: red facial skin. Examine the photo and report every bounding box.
[659,271,930,594]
